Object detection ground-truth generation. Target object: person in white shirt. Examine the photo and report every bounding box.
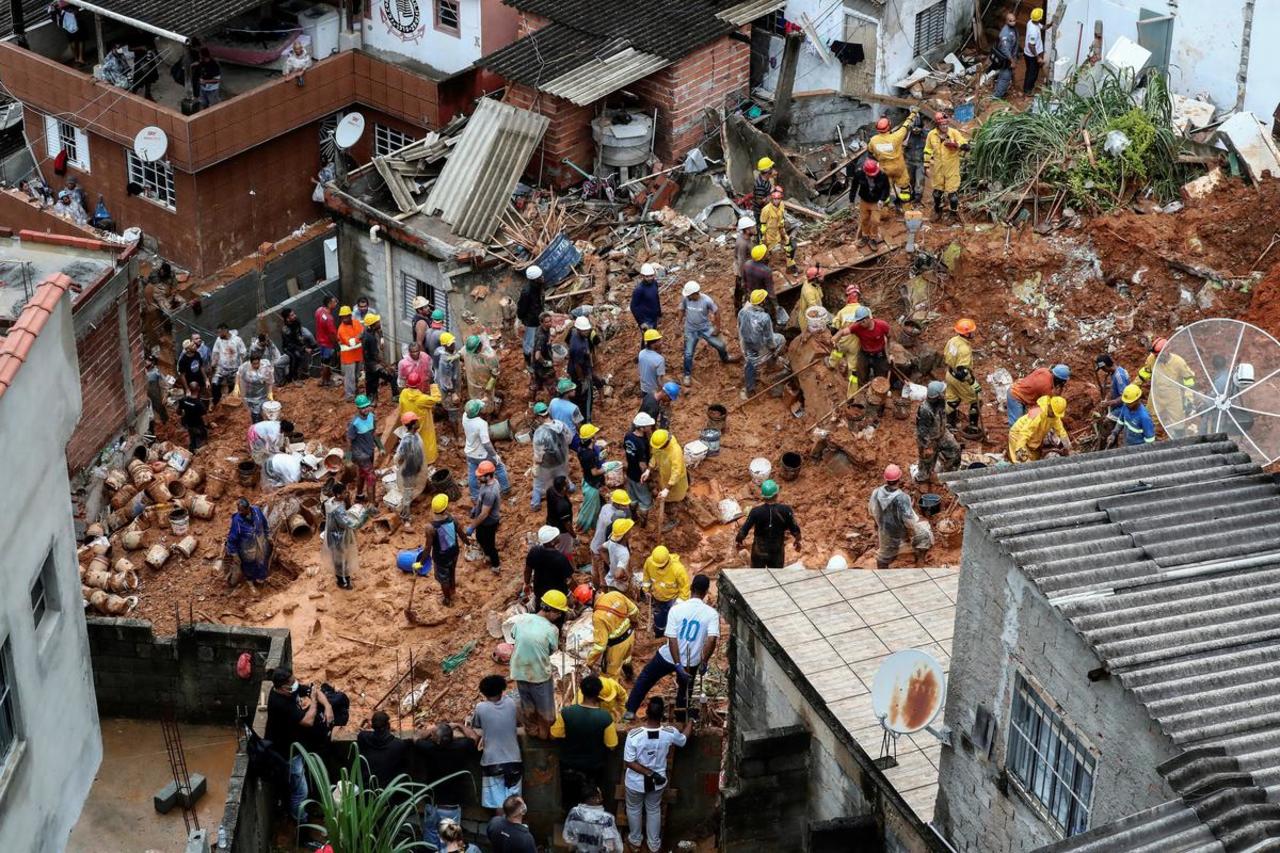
[283,39,312,86]
[622,697,691,853]
[247,418,294,465]
[463,400,510,501]
[210,323,247,405]
[623,574,719,721]
[1023,7,1046,94]
[262,452,303,490]
[599,517,633,593]
[562,785,623,853]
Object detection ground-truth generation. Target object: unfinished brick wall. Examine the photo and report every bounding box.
[631,31,751,166]
[505,81,595,189]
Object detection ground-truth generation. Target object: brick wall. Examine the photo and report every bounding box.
[505,82,595,189]
[0,187,102,239]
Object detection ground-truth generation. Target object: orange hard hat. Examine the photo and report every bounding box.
[863,159,880,176]
[400,412,419,425]
[1152,337,1168,353]
[954,318,977,335]
[884,464,902,482]
[876,117,890,132]
[476,460,496,476]
[806,266,820,280]
[572,583,594,605]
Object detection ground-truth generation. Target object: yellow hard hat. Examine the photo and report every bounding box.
[757,157,774,171]
[1122,384,1142,404]
[1031,7,1044,21]
[431,494,449,513]
[1048,396,1067,418]
[579,423,600,440]
[750,289,768,305]
[541,589,569,612]
[338,305,352,317]
[439,332,456,346]
[611,517,635,540]
[363,312,381,325]
[610,489,631,506]
[750,244,767,262]
[650,429,670,449]
[650,545,670,567]
[643,329,663,343]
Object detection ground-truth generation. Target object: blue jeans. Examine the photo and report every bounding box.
[683,329,729,375]
[422,803,462,847]
[287,754,307,821]
[1007,395,1028,427]
[744,358,761,394]
[467,456,511,502]
[625,653,693,715]
[522,325,538,357]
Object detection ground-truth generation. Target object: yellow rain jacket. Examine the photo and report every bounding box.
[652,437,689,503]
[943,334,978,405]
[758,200,789,251]
[642,553,691,603]
[1008,395,1069,463]
[925,126,969,193]
[869,115,913,191]
[1137,351,1196,426]
[395,384,442,464]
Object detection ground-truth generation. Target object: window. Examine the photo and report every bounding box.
[0,641,18,768]
[127,151,176,211]
[759,11,788,35]
[1008,674,1095,837]
[914,0,948,56]
[435,0,460,35]
[374,123,418,157]
[42,115,90,172]
[30,552,56,630]
[402,272,448,330]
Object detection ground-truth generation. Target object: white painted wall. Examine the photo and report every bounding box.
[0,292,101,852]
[1048,0,1279,133]
[761,0,977,96]
[365,0,482,74]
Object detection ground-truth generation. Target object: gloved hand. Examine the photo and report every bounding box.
[970,380,982,395]
[675,664,689,680]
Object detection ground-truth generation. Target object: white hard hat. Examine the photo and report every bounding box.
[525,265,543,281]
[632,412,656,428]
[640,263,656,277]
[411,295,429,310]
[737,216,755,231]
[681,281,701,297]
[573,316,592,331]
[537,525,560,545]
[825,554,849,570]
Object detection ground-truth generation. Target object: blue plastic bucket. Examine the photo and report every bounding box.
[396,548,429,575]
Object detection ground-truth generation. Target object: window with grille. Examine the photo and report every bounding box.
[30,551,56,630]
[42,115,90,172]
[914,0,948,56]
[0,641,18,768]
[759,12,788,35]
[435,0,460,35]
[375,123,418,157]
[1008,674,1096,837]
[127,151,176,211]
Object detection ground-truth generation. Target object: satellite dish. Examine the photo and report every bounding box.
[871,649,947,735]
[334,112,366,150]
[133,126,168,162]
[1151,319,1280,464]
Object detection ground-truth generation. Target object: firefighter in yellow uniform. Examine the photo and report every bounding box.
[924,111,970,218]
[869,112,917,204]
[1134,336,1198,429]
[585,587,639,680]
[943,318,983,437]
[1008,395,1071,463]
[758,188,796,271]
[641,544,690,637]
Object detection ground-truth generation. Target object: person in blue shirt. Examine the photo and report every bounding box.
[549,379,584,451]
[1111,384,1156,447]
[637,331,667,396]
[1096,353,1131,448]
[225,498,271,584]
[629,264,662,337]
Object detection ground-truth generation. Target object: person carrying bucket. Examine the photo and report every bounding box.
[224,497,271,585]
[321,481,371,590]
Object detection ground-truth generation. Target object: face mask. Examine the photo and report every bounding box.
[291,681,299,693]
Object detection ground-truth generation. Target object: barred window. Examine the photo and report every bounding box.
[1008,674,1095,837]
[436,0,460,34]
[127,151,176,211]
[914,0,948,56]
[374,123,417,157]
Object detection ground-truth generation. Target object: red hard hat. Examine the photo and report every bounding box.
[806,266,820,280]
[1152,337,1168,353]
[876,117,891,132]
[476,460,496,476]
[863,159,880,176]
[935,112,948,123]
[407,370,422,388]
[884,464,902,482]
[573,583,594,605]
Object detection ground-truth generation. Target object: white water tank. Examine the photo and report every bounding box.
[298,5,340,59]
[592,112,654,167]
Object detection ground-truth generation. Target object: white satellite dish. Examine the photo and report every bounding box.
[133,126,168,162]
[334,112,366,150]
[1151,319,1280,464]
[871,648,947,735]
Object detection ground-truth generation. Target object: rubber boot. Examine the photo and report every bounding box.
[876,557,893,570]
[946,404,960,429]
[933,190,944,216]
[949,192,960,215]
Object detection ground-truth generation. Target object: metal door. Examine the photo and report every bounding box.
[841,12,878,95]
[1137,8,1172,72]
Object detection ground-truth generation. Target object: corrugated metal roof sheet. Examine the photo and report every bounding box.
[945,438,1280,853]
[541,47,669,106]
[716,0,788,26]
[423,98,548,242]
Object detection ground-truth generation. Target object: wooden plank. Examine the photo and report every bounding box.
[373,156,416,213]
[847,90,926,109]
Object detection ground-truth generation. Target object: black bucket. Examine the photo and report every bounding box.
[919,493,942,516]
[780,452,803,481]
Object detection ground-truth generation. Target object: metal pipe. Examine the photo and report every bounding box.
[62,0,190,45]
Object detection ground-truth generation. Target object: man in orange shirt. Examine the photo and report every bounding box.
[1007,363,1069,426]
[336,305,364,402]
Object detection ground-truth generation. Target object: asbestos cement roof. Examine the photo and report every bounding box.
[62,0,267,40]
[423,97,548,242]
[942,437,1280,853]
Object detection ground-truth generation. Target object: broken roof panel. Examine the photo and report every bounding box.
[716,0,788,26]
[424,98,548,242]
[541,47,669,106]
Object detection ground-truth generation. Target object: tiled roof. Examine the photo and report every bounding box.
[942,438,1280,853]
[0,273,71,397]
[64,0,265,40]
[0,0,46,38]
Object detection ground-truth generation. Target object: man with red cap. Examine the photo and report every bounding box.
[398,341,432,390]
[925,112,970,219]
[868,112,917,204]
[850,157,891,248]
[868,464,933,568]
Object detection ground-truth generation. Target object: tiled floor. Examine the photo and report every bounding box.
[724,566,958,823]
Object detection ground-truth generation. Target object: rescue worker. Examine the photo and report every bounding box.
[641,545,690,636]
[1095,353,1131,448]
[851,158,891,247]
[586,585,639,681]
[516,265,544,364]
[425,309,447,376]
[833,306,893,417]
[1111,384,1157,447]
[639,381,679,430]
[649,429,688,533]
[868,112,917,204]
[630,263,662,333]
[924,112,970,219]
[742,243,777,320]
[793,266,825,326]
[591,490,632,558]
[600,517,634,594]
[624,412,656,517]
[992,12,1018,99]
[423,493,463,605]
[320,482,370,590]
[678,280,736,385]
[738,289,782,399]
[1008,363,1070,426]
[531,402,573,510]
[904,113,928,202]
[336,305,364,401]
[1134,336,1196,428]
[758,189,796,271]
[1024,7,1046,94]
[236,350,274,423]
[550,378,585,443]
[1008,395,1071,463]
[568,315,598,418]
[409,295,433,352]
[463,334,500,414]
[360,313,399,402]
[637,329,667,397]
[434,332,462,433]
[528,312,557,400]
[943,318,984,436]
[393,372,441,466]
[393,412,427,529]
[916,381,961,483]
[752,157,778,224]
[347,394,383,503]
[869,465,933,569]
[733,216,758,311]
[734,479,802,569]
[225,497,271,585]
[575,422,606,535]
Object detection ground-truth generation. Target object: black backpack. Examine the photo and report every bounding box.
[321,684,350,727]
[244,726,290,789]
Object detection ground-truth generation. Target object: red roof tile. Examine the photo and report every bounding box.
[0,274,72,397]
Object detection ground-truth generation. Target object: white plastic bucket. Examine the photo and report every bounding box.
[749,457,772,484]
[684,439,709,468]
[262,400,283,421]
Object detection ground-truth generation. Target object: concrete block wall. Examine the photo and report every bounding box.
[934,519,1180,853]
[723,725,812,850]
